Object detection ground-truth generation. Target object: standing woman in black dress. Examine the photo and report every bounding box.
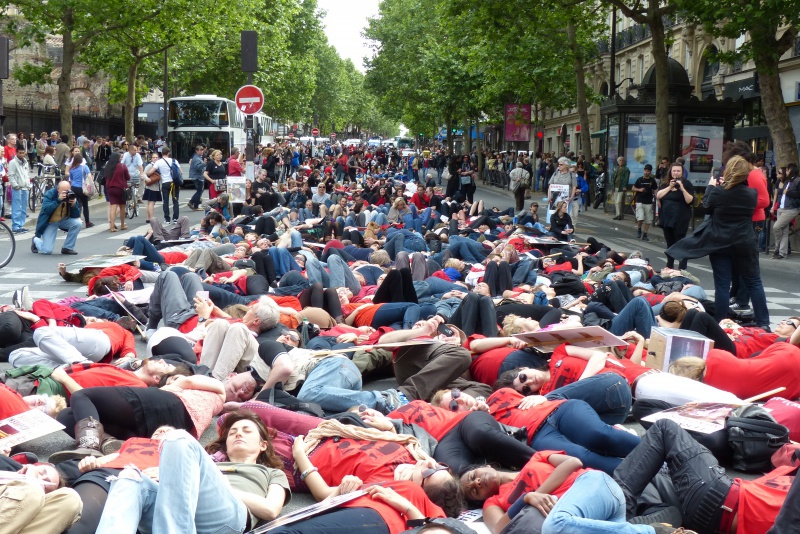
[656,162,695,269]
[203,149,227,201]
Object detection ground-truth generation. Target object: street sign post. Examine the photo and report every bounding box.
[234,85,264,115]
[311,128,319,136]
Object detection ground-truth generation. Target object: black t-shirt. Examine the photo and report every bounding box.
[633,175,658,204]
[205,161,226,181]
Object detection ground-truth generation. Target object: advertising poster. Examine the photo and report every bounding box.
[504,103,532,142]
[546,183,571,223]
[226,176,248,203]
[625,115,657,185]
[680,118,724,187]
[607,121,620,166]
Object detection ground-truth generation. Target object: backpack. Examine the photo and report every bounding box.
[727,404,790,472]
[169,158,183,186]
[255,382,324,418]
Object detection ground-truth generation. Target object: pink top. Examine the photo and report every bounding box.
[167,387,224,438]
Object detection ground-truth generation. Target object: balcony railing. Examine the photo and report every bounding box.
[596,17,684,55]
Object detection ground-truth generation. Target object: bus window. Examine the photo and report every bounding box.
[168,100,229,127]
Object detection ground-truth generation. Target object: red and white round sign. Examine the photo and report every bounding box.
[288,132,294,139]
[311,128,320,136]
[330,132,337,139]
[234,85,264,114]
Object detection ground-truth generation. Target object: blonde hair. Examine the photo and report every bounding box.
[722,155,750,190]
[369,249,391,266]
[431,389,450,408]
[444,258,465,271]
[668,356,707,381]
[393,197,407,208]
[223,304,250,318]
[209,149,222,160]
[502,314,524,336]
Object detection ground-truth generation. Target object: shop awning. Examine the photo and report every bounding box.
[590,129,607,138]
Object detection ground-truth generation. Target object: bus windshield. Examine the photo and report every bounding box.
[167,131,231,162]
[169,100,229,127]
[397,137,414,149]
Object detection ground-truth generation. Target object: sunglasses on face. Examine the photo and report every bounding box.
[448,388,462,411]
[420,463,450,486]
[517,373,532,395]
[781,319,799,329]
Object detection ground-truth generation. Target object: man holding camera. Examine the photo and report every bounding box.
[32,181,82,255]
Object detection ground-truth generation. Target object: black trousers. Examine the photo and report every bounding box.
[373,268,417,304]
[434,410,534,475]
[299,282,342,320]
[613,419,730,533]
[268,508,388,534]
[450,292,497,337]
[484,261,513,297]
[662,227,688,269]
[251,250,277,285]
[71,186,91,224]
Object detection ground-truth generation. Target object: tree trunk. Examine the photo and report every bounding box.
[58,13,75,141]
[568,21,593,159]
[751,30,799,166]
[648,2,672,161]
[445,116,453,154]
[125,57,140,143]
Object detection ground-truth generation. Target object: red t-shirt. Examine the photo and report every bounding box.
[342,481,445,534]
[353,304,383,328]
[729,327,780,358]
[65,363,147,397]
[704,345,800,400]
[484,451,589,511]
[465,334,517,385]
[540,344,649,395]
[736,465,797,534]
[388,401,469,441]
[0,383,30,419]
[543,262,573,275]
[161,251,188,264]
[488,388,564,444]
[747,168,770,222]
[311,437,414,485]
[85,322,136,362]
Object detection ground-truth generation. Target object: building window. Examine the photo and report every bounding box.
[735,33,746,50]
[702,46,720,82]
[639,56,644,82]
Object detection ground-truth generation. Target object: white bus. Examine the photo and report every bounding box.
[167,95,246,163]
[253,112,275,146]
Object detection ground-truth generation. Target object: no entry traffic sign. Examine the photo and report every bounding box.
[235,85,264,114]
[311,128,320,136]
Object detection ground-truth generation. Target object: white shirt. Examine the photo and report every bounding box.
[154,156,177,184]
[122,152,143,177]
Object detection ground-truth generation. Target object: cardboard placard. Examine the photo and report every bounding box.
[646,327,713,373]
[641,402,740,434]
[513,325,627,349]
[0,409,65,450]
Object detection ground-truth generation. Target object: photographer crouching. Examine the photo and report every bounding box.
[32,180,83,255]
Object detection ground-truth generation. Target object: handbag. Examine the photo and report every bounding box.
[727,404,790,472]
[214,178,227,192]
[460,174,472,185]
[81,168,96,197]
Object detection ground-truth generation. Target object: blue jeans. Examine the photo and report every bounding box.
[269,247,302,277]
[34,217,82,254]
[95,431,247,534]
[71,300,122,320]
[189,179,204,208]
[125,235,165,264]
[161,182,179,221]
[371,302,421,329]
[446,235,489,263]
[416,276,465,298]
[297,356,386,413]
[542,471,652,534]
[544,373,632,425]
[609,297,656,338]
[530,399,640,475]
[709,253,769,328]
[11,189,28,231]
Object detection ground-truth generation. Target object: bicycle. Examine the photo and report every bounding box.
[125,179,139,219]
[0,219,16,268]
[29,163,60,212]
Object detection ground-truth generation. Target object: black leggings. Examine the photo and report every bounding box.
[269,508,388,534]
[662,227,688,269]
[245,274,270,295]
[251,250,277,285]
[151,335,197,364]
[299,282,343,320]
[434,410,534,475]
[65,481,108,534]
[483,261,513,297]
[71,185,91,224]
[323,247,356,263]
[58,388,140,438]
[450,293,497,337]
[254,215,278,236]
[373,268,418,304]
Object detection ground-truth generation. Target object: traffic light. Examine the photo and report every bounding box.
[536,131,543,139]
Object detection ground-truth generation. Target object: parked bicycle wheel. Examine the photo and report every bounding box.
[0,221,16,268]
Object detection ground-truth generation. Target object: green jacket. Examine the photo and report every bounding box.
[613,166,631,192]
[4,365,66,397]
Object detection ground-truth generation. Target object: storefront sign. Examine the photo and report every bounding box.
[723,77,759,100]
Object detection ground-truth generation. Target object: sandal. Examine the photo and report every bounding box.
[109,225,117,232]
[120,225,128,230]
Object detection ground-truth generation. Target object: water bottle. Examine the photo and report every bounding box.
[513,216,518,225]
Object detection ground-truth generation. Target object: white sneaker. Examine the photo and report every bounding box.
[143,328,158,341]
[20,286,33,310]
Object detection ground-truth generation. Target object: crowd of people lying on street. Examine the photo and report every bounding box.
[2,168,800,534]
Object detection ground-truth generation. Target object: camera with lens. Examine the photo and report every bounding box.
[66,191,76,202]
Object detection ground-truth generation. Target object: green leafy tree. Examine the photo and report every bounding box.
[675,0,800,164]
[2,0,148,137]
